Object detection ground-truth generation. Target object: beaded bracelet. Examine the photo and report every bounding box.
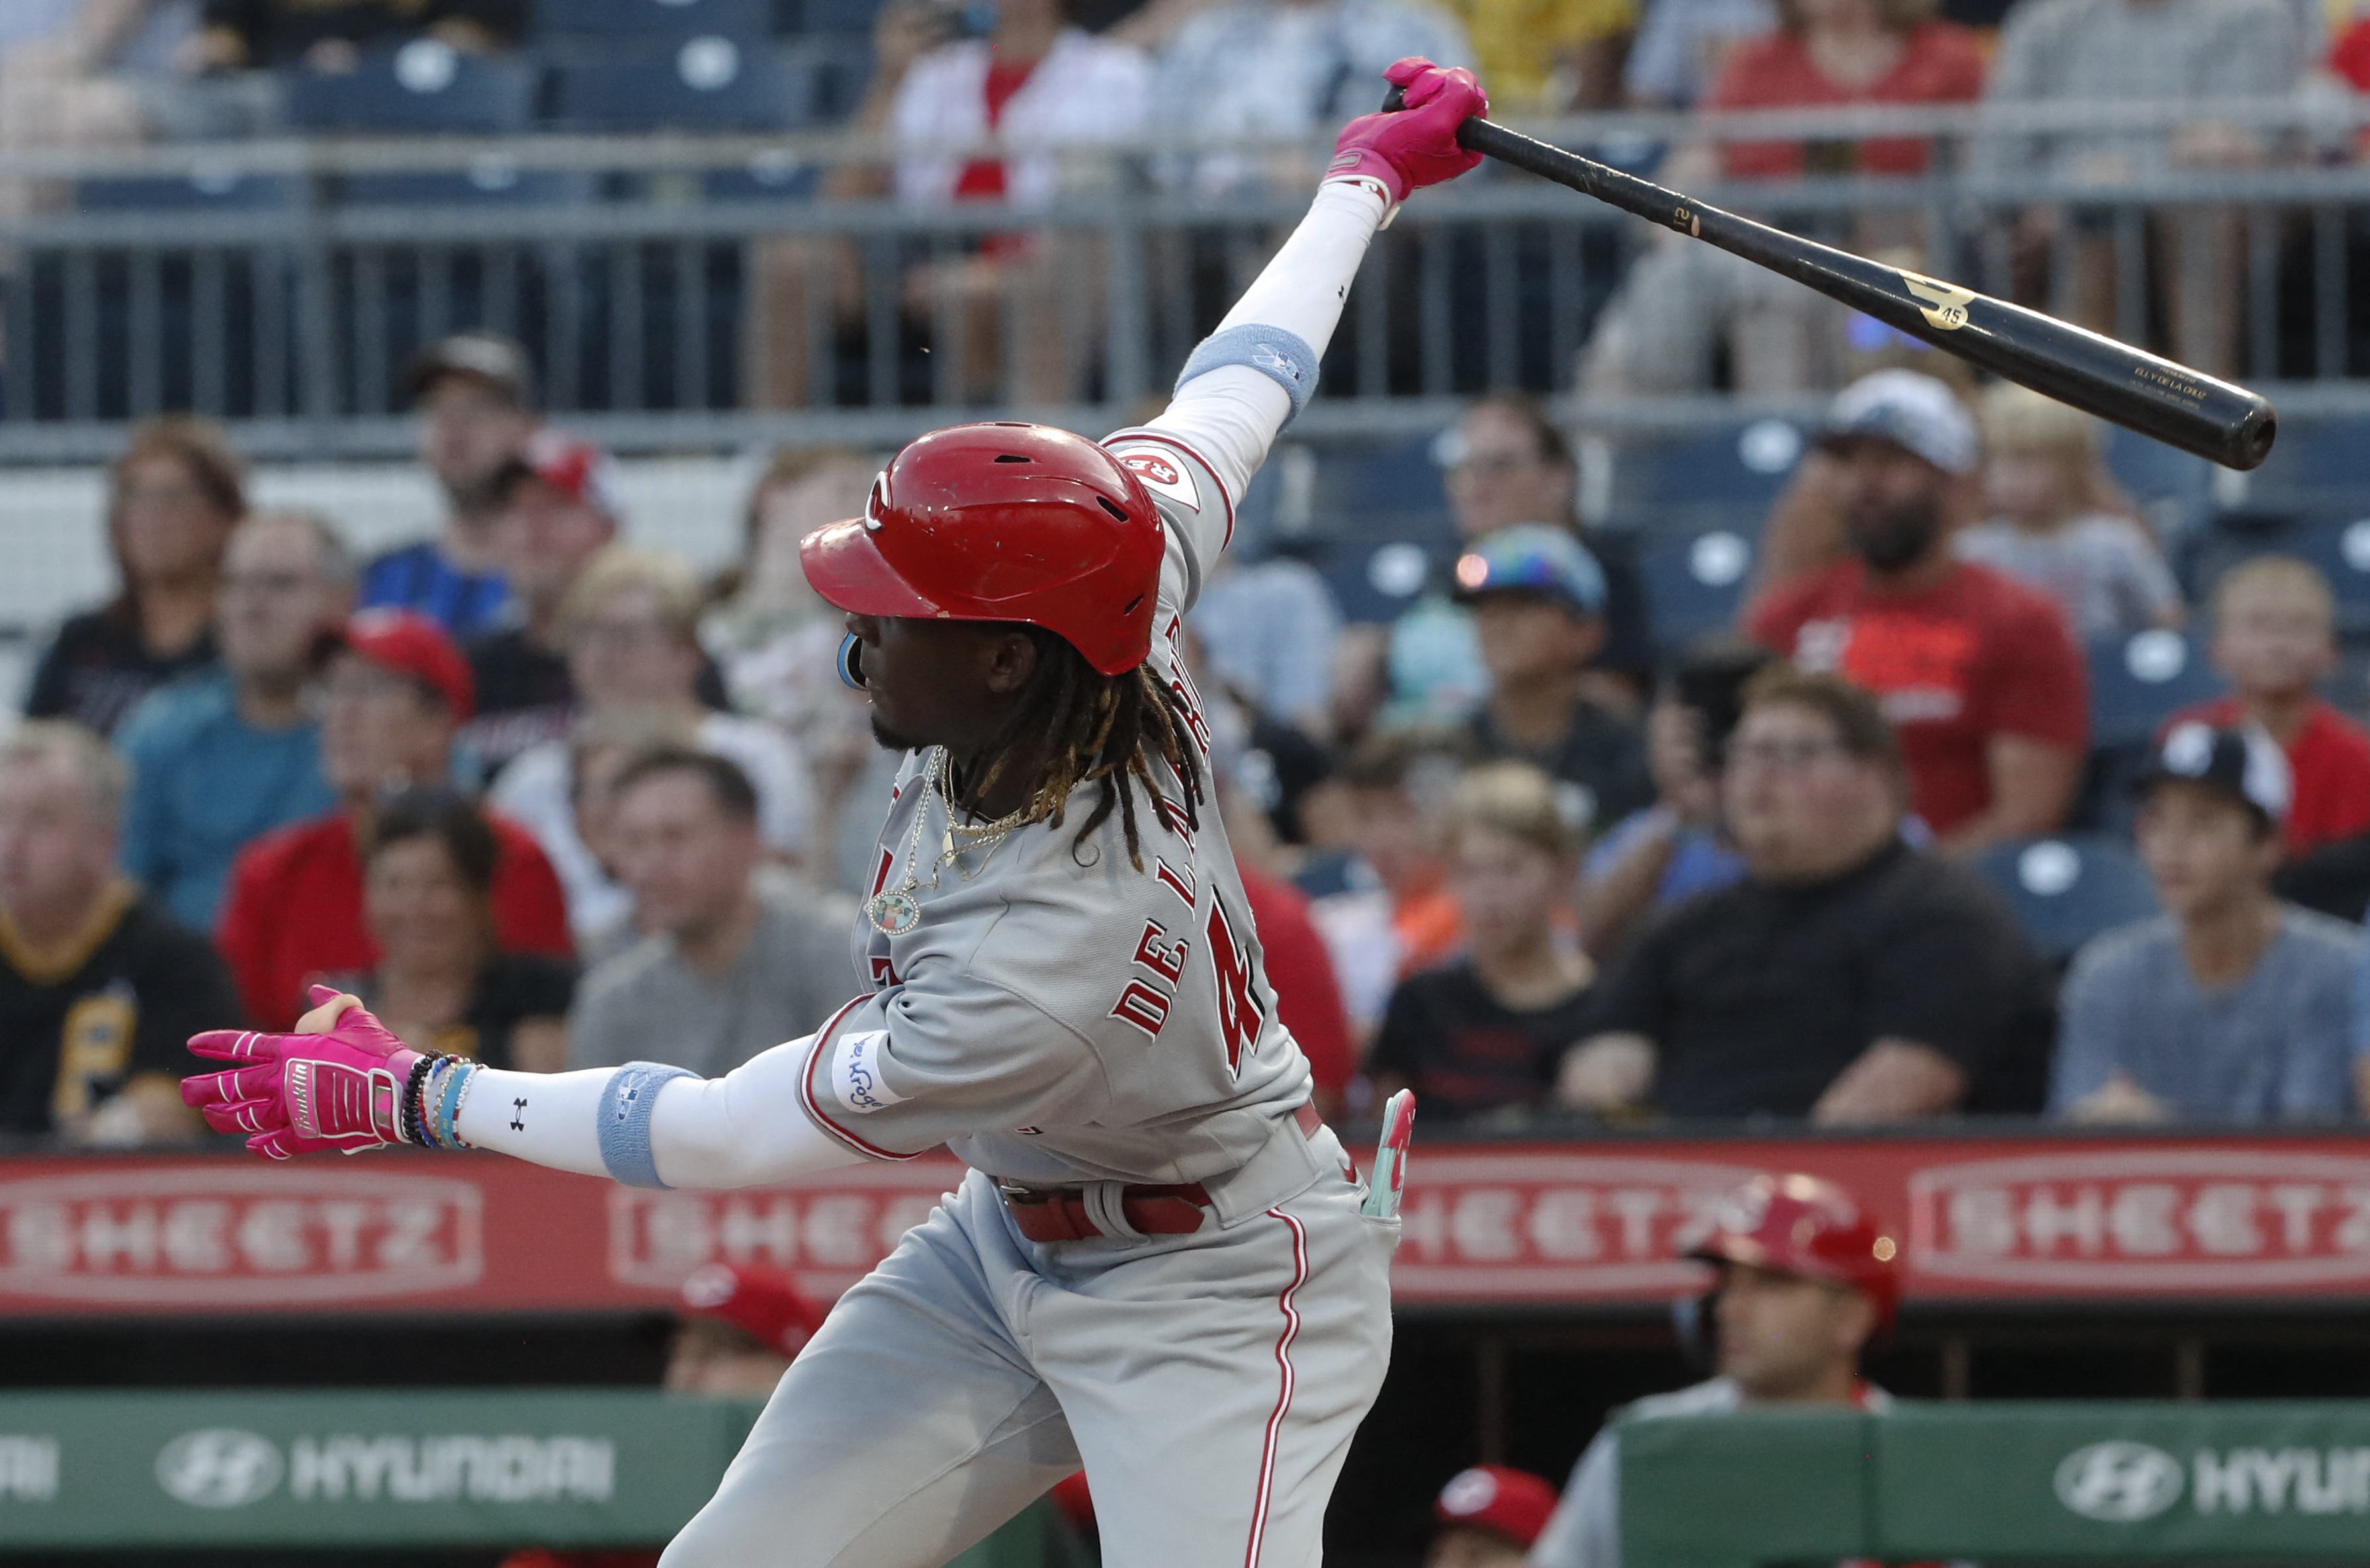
[414,1058,453,1150]
[413,1058,482,1152]
[400,1055,437,1147]
[416,1058,451,1149]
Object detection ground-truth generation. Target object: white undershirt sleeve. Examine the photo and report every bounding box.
[1144,180,1389,506]
[452,1066,615,1178]
[451,1040,865,1190]
[645,1040,865,1189]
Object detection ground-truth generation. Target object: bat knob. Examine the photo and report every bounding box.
[1380,84,1406,112]
[2229,400,2278,471]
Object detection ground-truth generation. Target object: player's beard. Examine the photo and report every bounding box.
[870,715,926,754]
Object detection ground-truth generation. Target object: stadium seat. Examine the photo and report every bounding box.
[337,164,591,206]
[1309,435,1448,530]
[784,0,883,34]
[2222,412,2370,509]
[549,38,808,131]
[2183,508,2370,638]
[534,0,771,38]
[1311,533,1462,627]
[2101,422,2213,541]
[283,40,537,134]
[700,152,821,202]
[1282,437,1456,622]
[275,41,589,206]
[1970,833,2161,965]
[2086,627,2224,750]
[1599,416,1806,530]
[1637,521,1757,655]
[74,171,306,213]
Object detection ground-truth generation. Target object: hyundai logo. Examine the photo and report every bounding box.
[155,1428,283,1508]
[2054,1440,2183,1522]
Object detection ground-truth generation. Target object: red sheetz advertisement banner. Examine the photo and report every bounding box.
[3,1137,2369,1317]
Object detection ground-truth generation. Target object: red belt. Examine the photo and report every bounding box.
[1000,1103,1329,1244]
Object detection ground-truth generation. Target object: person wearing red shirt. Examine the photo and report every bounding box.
[216,609,571,1029]
[1704,0,1988,180]
[2338,15,2370,91]
[1746,371,2088,851]
[1237,861,1355,1123]
[2166,556,2370,859]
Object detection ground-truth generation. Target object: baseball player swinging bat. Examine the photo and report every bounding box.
[178,56,1484,1568]
[1380,87,2279,471]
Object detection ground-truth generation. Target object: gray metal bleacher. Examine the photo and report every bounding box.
[20,98,2370,482]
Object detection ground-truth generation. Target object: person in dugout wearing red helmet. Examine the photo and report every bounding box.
[1528,1172,1902,1568]
[1430,1463,1559,1568]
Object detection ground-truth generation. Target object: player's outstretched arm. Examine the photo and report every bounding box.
[183,988,861,1190]
[1139,57,1485,505]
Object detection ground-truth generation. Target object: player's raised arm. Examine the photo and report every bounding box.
[1136,58,1485,511]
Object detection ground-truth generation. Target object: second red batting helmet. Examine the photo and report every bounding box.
[678,1262,824,1358]
[1434,1465,1559,1549]
[1689,1172,1902,1330]
[798,423,1166,677]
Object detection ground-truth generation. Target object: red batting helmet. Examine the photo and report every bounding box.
[678,1262,824,1358]
[1688,1172,1902,1330]
[1434,1465,1559,1549]
[797,423,1166,677]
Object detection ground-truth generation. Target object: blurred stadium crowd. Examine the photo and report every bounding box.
[14,325,2370,1148]
[11,0,2370,1154]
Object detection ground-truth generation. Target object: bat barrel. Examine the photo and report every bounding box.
[1442,116,2281,471]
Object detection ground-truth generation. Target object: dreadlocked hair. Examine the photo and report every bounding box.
[963,627,1204,872]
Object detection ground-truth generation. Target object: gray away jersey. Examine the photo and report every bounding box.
[793,430,1315,1189]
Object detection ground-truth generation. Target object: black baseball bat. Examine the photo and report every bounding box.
[1380,88,2278,470]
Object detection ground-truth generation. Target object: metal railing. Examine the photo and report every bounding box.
[11,97,2370,458]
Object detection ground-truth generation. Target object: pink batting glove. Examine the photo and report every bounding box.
[181,985,423,1158]
[1325,58,1486,206]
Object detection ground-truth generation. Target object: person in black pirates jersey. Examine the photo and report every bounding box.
[0,722,239,1143]
[179,57,1483,1566]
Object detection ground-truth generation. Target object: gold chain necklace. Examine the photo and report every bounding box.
[863,748,1034,936]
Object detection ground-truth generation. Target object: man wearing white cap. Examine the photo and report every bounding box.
[1747,370,2087,857]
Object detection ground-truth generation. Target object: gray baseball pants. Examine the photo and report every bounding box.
[660,1147,1395,1568]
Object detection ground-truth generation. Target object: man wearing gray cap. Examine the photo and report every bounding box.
[1746,370,2087,857]
[356,332,543,639]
